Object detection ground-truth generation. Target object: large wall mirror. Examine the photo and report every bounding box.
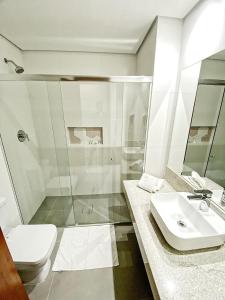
[168,49,225,209]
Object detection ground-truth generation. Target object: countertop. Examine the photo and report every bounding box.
[123,180,225,300]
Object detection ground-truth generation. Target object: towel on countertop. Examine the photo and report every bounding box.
[191,171,206,189]
[138,173,164,193]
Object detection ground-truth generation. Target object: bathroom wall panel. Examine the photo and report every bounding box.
[136,21,157,76]
[139,17,183,177]
[23,51,136,75]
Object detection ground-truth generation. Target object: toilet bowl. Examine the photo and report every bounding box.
[5,224,57,284]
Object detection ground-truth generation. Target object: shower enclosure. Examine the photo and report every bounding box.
[0,75,151,227]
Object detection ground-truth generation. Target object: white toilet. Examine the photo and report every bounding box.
[4,224,57,284]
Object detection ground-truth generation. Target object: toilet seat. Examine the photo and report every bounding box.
[6,224,57,270]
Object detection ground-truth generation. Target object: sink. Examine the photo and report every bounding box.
[150,192,225,251]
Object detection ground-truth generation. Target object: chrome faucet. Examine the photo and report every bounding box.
[187,189,212,206]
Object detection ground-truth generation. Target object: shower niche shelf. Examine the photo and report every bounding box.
[188,126,215,144]
[68,127,103,145]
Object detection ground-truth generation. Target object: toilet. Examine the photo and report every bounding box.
[4,224,57,284]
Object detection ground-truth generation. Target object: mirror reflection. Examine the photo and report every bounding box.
[182,50,225,206]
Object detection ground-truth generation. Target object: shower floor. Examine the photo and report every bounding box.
[29,193,131,227]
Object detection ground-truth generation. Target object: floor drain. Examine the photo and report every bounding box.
[177,220,187,227]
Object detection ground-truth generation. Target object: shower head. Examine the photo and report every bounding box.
[15,65,24,74]
[4,58,24,74]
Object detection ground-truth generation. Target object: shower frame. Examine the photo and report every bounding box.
[0,74,152,83]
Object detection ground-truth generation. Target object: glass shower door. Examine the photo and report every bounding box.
[60,81,127,224]
[0,80,74,226]
[60,81,151,225]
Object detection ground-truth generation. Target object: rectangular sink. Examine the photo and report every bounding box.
[151,192,225,251]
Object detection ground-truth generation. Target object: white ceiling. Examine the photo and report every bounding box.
[0,0,199,53]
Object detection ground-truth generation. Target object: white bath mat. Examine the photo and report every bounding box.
[52,225,119,271]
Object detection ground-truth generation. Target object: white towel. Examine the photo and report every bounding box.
[191,171,206,189]
[138,173,164,193]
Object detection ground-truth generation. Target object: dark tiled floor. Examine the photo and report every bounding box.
[29,193,131,226]
[25,226,153,300]
[74,193,131,224]
[29,196,74,227]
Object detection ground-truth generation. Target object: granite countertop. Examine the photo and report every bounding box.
[123,180,225,300]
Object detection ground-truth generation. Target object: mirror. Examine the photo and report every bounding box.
[169,49,225,209]
[182,50,225,208]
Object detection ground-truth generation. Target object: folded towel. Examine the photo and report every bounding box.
[138,173,164,193]
[191,171,206,189]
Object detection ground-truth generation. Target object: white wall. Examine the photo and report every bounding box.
[181,0,225,68]
[0,36,45,224]
[138,17,183,177]
[23,51,136,75]
[168,0,225,174]
[136,22,157,75]
[0,36,22,228]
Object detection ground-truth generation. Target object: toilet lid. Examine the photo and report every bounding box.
[6,224,57,266]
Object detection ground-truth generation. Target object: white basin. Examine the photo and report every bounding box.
[151,192,225,251]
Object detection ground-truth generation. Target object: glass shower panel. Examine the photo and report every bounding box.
[205,88,225,187]
[0,80,74,226]
[60,81,128,224]
[44,82,74,226]
[60,81,151,225]
[122,82,150,180]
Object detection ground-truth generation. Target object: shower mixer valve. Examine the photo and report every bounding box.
[17,130,29,142]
